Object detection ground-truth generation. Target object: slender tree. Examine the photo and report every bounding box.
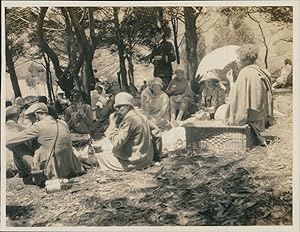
[184,7,202,80]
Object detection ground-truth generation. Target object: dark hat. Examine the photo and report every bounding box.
[24,96,39,106]
[6,106,19,118]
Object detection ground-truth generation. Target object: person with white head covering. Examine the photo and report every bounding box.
[198,70,226,119]
[6,102,85,186]
[143,77,170,129]
[98,92,161,171]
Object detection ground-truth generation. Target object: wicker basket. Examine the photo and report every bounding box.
[182,121,258,153]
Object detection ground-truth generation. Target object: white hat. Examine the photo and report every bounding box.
[175,64,185,72]
[200,71,220,83]
[114,92,134,108]
[24,102,48,116]
[151,78,163,88]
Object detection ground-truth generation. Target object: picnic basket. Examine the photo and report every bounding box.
[182,120,258,153]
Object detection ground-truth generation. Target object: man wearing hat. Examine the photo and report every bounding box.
[6,106,34,184]
[142,77,170,130]
[150,28,176,90]
[166,66,196,124]
[98,92,161,171]
[7,102,85,184]
[18,95,39,128]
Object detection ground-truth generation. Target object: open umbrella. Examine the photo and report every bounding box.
[195,45,240,78]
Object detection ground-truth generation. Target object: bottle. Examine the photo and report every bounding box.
[45,178,72,193]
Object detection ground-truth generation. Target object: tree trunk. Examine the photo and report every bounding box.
[113,7,129,92]
[184,7,199,80]
[37,7,63,81]
[82,53,94,103]
[61,7,81,93]
[67,7,96,104]
[247,12,268,69]
[6,43,22,98]
[42,53,53,104]
[171,16,180,64]
[127,55,134,85]
[157,7,164,28]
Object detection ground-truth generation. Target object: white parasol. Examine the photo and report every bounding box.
[195,45,240,78]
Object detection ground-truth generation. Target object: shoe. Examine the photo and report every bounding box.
[22,175,35,185]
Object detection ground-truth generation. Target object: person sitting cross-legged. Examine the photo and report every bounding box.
[166,66,196,126]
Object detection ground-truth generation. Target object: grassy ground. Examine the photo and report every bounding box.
[6,92,293,227]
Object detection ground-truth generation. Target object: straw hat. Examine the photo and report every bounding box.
[114,92,134,108]
[199,71,220,83]
[174,64,185,73]
[151,78,163,88]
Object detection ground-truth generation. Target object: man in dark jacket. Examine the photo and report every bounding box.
[150,28,176,90]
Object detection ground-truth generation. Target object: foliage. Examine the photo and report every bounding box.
[26,63,47,92]
[212,13,255,50]
[96,7,165,63]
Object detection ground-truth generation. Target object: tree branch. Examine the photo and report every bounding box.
[37,7,63,79]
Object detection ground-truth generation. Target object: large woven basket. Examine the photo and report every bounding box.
[182,121,258,153]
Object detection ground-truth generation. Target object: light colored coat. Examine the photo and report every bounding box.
[99,109,161,171]
[145,91,170,128]
[228,64,274,132]
[6,117,84,179]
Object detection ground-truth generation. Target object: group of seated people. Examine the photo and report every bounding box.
[141,66,226,129]
[141,44,274,146]
[5,44,275,188]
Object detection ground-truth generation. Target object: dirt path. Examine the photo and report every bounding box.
[6,93,293,227]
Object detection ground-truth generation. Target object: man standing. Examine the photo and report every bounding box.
[97,92,162,171]
[150,28,176,90]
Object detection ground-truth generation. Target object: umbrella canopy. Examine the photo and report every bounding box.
[195,45,240,79]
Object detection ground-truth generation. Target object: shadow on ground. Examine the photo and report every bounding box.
[42,150,291,226]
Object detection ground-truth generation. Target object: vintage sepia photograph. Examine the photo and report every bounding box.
[2,1,299,231]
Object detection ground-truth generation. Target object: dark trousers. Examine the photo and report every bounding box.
[160,75,172,91]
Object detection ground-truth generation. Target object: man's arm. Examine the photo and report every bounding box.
[165,79,175,96]
[64,108,75,129]
[165,42,176,63]
[105,117,132,150]
[6,123,39,149]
